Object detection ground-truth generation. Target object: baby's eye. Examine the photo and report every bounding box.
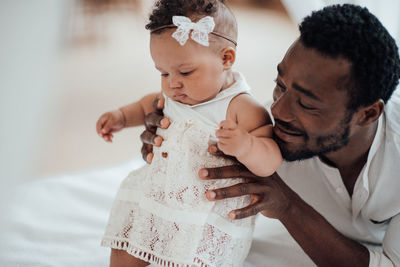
[161,73,169,77]
[180,71,193,76]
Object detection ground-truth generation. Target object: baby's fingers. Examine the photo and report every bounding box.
[216,141,227,153]
[216,128,235,139]
[219,119,237,130]
[96,114,110,136]
[103,133,114,142]
[101,119,114,135]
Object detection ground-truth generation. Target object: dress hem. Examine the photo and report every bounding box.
[101,237,211,267]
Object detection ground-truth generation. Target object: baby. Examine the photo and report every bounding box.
[97,0,282,266]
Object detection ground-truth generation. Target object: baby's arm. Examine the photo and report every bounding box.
[216,94,282,177]
[96,92,161,142]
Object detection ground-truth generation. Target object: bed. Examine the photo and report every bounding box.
[0,158,315,266]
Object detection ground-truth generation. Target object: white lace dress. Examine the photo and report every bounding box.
[102,72,255,267]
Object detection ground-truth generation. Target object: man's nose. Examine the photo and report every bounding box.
[169,75,183,89]
[271,91,294,123]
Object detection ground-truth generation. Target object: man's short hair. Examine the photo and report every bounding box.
[299,4,400,111]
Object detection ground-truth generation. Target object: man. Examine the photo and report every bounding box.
[141,5,400,266]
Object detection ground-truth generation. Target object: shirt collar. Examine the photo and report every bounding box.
[360,112,385,190]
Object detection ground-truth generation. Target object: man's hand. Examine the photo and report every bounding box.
[140,97,170,163]
[198,161,297,220]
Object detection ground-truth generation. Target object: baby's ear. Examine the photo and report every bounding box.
[220,47,236,70]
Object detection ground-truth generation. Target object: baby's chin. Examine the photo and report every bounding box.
[172,95,202,105]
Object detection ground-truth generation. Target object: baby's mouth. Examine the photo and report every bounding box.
[175,94,187,101]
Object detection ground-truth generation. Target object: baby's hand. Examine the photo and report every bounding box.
[215,119,251,158]
[96,109,126,142]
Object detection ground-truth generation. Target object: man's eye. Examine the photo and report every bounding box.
[274,79,286,92]
[161,73,169,77]
[297,100,316,110]
[181,71,193,76]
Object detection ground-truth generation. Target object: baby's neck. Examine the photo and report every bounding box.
[220,70,235,92]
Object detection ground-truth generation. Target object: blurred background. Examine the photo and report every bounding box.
[1,0,399,191]
[0,0,298,189]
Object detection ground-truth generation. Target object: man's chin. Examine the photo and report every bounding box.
[281,151,316,162]
[275,138,316,162]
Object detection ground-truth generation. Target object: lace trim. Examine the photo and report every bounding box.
[102,237,211,267]
[118,188,253,239]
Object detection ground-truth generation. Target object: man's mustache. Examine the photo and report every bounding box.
[274,119,304,135]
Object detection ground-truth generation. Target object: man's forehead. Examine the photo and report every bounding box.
[281,41,352,86]
[277,40,353,106]
[286,40,350,67]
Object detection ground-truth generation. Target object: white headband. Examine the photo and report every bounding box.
[151,15,237,47]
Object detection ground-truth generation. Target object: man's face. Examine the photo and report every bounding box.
[271,40,355,161]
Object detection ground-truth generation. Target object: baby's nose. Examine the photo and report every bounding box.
[169,77,183,88]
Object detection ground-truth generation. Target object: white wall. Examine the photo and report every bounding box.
[0,0,67,206]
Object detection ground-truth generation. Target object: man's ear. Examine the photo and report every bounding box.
[220,47,236,70]
[357,99,384,126]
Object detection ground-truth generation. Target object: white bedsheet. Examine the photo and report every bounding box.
[0,158,314,267]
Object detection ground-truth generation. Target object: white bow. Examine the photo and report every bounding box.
[172,16,215,47]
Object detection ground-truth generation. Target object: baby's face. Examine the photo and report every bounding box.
[150,30,227,105]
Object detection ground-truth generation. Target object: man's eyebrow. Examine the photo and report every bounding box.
[278,63,321,102]
[292,83,321,102]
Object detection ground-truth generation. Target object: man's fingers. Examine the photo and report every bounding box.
[199,164,257,180]
[208,145,237,162]
[144,112,163,128]
[208,145,225,156]
[144,112,170,129]
[141,143,153,163]
[229,201,266,220]
[146,153,154,163]
[157,96,165,110]
[152,96,165,112]
[140,130,163,146]
[140,130,156,145]
[206,182,269,201]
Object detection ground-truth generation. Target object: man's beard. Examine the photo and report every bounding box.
[273,113,352,162]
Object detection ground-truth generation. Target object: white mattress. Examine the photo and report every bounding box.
[0,158,314,266]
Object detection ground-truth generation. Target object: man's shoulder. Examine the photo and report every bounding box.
[277,159,320,185]
[386,87,400,138]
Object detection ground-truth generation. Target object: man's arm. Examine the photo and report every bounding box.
[199,167,370,267]
[379,214,400,266]
[280,188,370,267]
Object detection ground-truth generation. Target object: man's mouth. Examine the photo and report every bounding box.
[273,124,304,142]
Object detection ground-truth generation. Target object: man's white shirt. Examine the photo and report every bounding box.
[276,88,400,266]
